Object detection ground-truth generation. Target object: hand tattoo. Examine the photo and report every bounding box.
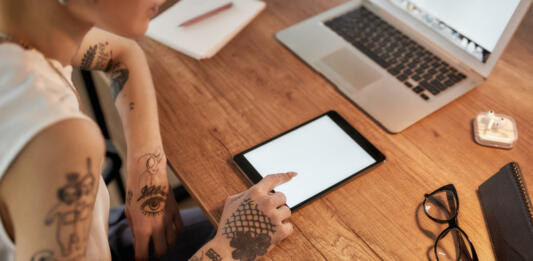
[206,248,222,261]
[134,150,167,216]
[44,158,96,257]
[137,150,163,185]
[137,185,167,216]
[222,198,275,261]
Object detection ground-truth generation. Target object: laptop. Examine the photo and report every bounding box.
[276,0,531,133]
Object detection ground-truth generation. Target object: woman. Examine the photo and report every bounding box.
[0,0,295,260]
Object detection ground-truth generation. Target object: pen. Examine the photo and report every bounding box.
[179,2,233,27]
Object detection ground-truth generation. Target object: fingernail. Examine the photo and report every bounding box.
[287,172,297,177]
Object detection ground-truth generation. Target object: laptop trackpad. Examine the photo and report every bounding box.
[320,48,382,90]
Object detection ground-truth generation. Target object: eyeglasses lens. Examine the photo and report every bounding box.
[424,190,458,221]
[435,228,474,261]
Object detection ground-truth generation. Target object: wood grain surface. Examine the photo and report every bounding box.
[137,1,533,260]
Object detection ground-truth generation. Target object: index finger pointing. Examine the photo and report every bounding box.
[256,172,297,191]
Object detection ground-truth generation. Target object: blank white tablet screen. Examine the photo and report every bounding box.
[243,115,376,208]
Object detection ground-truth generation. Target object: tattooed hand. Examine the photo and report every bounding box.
[216,172,296,261]
[125,149,183,261]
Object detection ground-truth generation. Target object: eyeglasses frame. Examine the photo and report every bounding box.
[423,184,479,261]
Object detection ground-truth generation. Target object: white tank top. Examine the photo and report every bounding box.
[0,42,111,261]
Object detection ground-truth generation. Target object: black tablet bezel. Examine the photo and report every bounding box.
[233,110,386,210]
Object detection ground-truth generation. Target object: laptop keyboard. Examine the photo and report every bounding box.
[325,7,467,101]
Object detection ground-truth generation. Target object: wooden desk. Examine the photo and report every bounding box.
[138,1,533,260]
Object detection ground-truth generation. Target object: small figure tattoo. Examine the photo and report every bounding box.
[44,158,96,257]
[129,101,135,111]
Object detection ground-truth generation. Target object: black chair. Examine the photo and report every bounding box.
[81,70,126,200]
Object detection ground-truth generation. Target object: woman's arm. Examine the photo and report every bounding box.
[71,27,162,155]
[0,119,106,261]
[71,27,181,260]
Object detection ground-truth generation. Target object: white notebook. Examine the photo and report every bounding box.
[146,0,266,59]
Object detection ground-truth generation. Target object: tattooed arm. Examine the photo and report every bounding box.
[71,28,182,260]
[188,172,297,261]
[0,119,107,261]
[71,27,162,150]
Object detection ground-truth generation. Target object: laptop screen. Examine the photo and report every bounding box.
[389,0,521,63]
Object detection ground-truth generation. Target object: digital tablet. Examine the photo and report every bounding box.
[233,111,385,210]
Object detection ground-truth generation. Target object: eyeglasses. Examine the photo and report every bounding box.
[423,184,478,261]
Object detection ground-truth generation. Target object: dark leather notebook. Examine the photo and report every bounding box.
[478,162,533,261]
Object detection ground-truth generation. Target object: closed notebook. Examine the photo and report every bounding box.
[146,0,266,59]
[478,162,533,260]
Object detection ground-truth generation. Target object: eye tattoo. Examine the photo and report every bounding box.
[136,185,167,216]
[140,196,166,216]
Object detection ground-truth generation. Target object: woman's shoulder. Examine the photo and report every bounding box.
[0,42,35,72]
[0,42,69,87]
[0,42,78,108]
[0,42,49,93]
[0,43,95,177]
